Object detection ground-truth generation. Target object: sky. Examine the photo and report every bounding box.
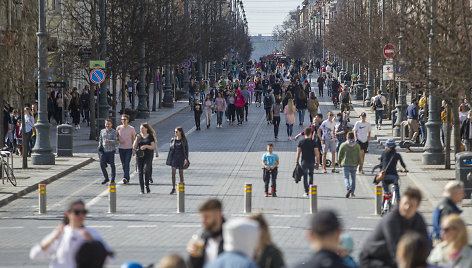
[244,0,302,36]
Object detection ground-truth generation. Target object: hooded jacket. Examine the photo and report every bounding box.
[235,90,245,108]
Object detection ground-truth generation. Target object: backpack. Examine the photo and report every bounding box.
[264,95,273,109]
[430,204,442,240]
[342,92,349,104]
[374,96,383,109]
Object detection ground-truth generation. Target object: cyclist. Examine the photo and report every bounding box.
[380,139,408,211]
[332,77,340,107]
[339,87,351,118]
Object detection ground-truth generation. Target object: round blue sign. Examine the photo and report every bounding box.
[90,69,105,84]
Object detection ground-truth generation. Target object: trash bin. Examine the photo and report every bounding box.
[355,84,364,100]
[456,151,472,197]
[57,124,73,157]
[400,121,409,142]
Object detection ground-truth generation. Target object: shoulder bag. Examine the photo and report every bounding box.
[374,153,396,183]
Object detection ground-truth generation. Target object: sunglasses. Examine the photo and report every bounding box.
[71,209,88,216]
[121,118,127,121]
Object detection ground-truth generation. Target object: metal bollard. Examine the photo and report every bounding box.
[375,185,383,215]
[108,183,116,213]
[244,183,252,213]
[310,185,318,214]
[177,183,185,213]
[39,184,47,214]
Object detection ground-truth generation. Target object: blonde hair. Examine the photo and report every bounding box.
[442,214,468,255]
[287,99,294,114]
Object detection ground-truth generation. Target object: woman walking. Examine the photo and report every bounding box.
[70,91,81,129]
[55,93,63,125]
[272,99,283,140]
[133,123,157,194]
[227,91,236,125]
[167,127,189,194]
[204,94,213,129]
[235,89,245,125]
[284,99,295,140]
[249,213,286,268]
[214,92,226,128]
[307,92,319,124]
[296,90,307,126]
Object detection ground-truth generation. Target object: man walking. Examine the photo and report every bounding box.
[337,132,362,198]
[371,90,386,130]
[317,75,325,97]
[80,86,90,125]
[353,112,371,174]
[262,143,279,197]
[295,114,322,169]
[318,111,338,173]
[406,98,420,143]
[297,127,318,197]
[116,114,136,185]
[98,119,118,185]
[339,87,351,118]
[461,110,472,151]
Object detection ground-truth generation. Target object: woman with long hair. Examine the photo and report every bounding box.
[284,99,295,140]
[133,123,157,194]
[167,127,189,194]
[296,90,307,126]
[249,213,285,268]
[307,92,319,123]
[428,215,472,267]
[30,200,113,266]
[70,91,81,129]
[204,94,213,129]
[214,91,227,128]
[396,232,431,268]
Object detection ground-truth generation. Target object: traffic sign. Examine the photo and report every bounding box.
[90,69,105,84]
[182,59,191,68]
[89,60,106,69]
[383,64,394,81]
[47,81,66,88]
[383,43,395,59]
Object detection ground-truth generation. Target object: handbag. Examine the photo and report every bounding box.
[182,142,190,169]
[292,164,303,183]
[136,149,144,158]
[374,154,396,183]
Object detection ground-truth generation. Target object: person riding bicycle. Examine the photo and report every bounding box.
[380,139,408,205]
[339,87,351,118]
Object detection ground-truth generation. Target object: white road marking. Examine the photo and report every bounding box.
[357,216,381,220]
[270,226,291,229]
[0,226,24,229]
[349,227,374,231]
[87,225,113,228]
[273,215,301,218]
[148,214,170,217]
[127,225,157,228]
[171,224,200,228]
[37,226,57,229]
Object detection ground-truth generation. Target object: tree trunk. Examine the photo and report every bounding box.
[121,70,126,113]
[152,68,157,112]
[112,72,117,128]
[445,104,452,169]
[20,89,27,169]
[159,67,163,109]
[452,97,461,155]
[89,84,96,140]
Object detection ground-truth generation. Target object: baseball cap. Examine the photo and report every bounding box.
[385,139,396,148]
[360,112,367,117]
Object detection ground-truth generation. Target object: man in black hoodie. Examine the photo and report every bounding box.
[187,199,224,268]
[359,187,430,268]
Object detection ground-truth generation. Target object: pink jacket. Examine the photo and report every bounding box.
[235,90,245,108]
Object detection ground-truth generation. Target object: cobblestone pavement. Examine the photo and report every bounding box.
[0,82,441,267]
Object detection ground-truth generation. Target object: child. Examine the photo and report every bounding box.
[194,99,203,131]
[338,233,357,268]
[261,143,279,197]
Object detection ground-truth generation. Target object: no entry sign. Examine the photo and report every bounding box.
[90,69,105,84]
[383,43,395,59]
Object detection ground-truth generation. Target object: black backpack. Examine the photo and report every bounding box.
[264,95,273,108]
[374,96,383,109]
[342,92,350,104]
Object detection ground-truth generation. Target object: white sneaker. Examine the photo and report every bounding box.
[378,126,381,130]
[303,192,308,197]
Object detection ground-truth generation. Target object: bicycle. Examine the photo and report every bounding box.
[371,163,404,216]
[1,151,16,187]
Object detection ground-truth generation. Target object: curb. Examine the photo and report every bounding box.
[0,157,95,208]
[151,105,189,128]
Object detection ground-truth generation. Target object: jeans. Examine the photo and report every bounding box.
[236,106,244,123]
[24,131,33,156]
[228,104,236,122]
[263,168,278,193]
[286,123,293,137]
[382,174,400,199]
[301,161,315,193]
[318,86,324,97]
[137,154,153,192]
[194,112,201,128]
[375,110,383,125]
[244,103,249,120]
[465,139,472,151]
[336,137,346,154]
[119,148,133,180]
[100,151,116,182]
[273,116,280,138]
[205,109,211,127]
[265,108,272,122]
[298,109,305,124]
[216,111,223,125]
[343,166,357,193]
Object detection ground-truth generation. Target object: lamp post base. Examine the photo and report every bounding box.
[163,90,174,108]
[31,151,55,165]
[422,150,445,165]
[136,110,150,119]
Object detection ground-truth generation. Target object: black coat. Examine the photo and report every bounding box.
[359,208,429,268]
[461,118,472,140]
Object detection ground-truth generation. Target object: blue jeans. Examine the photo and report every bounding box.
[298,109,305,124]
[301,161,315,193]
[343,166,357,193]
[336,137,346,154]
[286,123,293,137]
[382,174,400,198]
[375,110,383,125]
[216,111,223,125]
[119,148,133,180]
[100,151,116,181]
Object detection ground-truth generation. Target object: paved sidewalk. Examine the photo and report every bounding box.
[0,101,189,208]
[350,96,472,218]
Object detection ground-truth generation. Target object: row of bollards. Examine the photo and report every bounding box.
[36,183,382,215]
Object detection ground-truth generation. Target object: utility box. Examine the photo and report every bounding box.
[455,152,472,197]
[57,124,73,157]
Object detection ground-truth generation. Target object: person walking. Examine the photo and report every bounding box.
[353,112,371,174]
[371,90,386,130]
[117,114,136,185]
[227,92,236,125]
[55,93,63,125]
[235,89,245,125]
[193,99,203,131]
[98,119,118,185]
[24,107,35,157]
[460,110,472,151]
[296,127,317,196]
[318,111,338,173]
[406,98,420,143]
[264,90,275,124]
[204,94,213,129]
[133,123,157,194]
[339,87,352,119]
[262,143,279,197]
[80,86,90,125]
[214,92,226,128]
[167,127,189,195]
[284,99,296,140]
[30,200,113,267]
[241,86,250,121]
[335,113,348,155]
[249,213,286,268]
[317,75,325,97]
[307,92,319,124]
[296,90,308,126]
[337,132,362,198]
[272,99,283,140]
[69,91,81,130]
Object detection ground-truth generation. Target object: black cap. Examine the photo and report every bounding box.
[310,210,341,237]
[360,112,367,117]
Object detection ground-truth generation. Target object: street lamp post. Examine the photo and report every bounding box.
[364,0,374,107]
[183,0,190,93]
[422,0,444,164]
[136,0,150,118]
[31,0,55,165]
[163,0,174,108]
[98,0,111,127]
